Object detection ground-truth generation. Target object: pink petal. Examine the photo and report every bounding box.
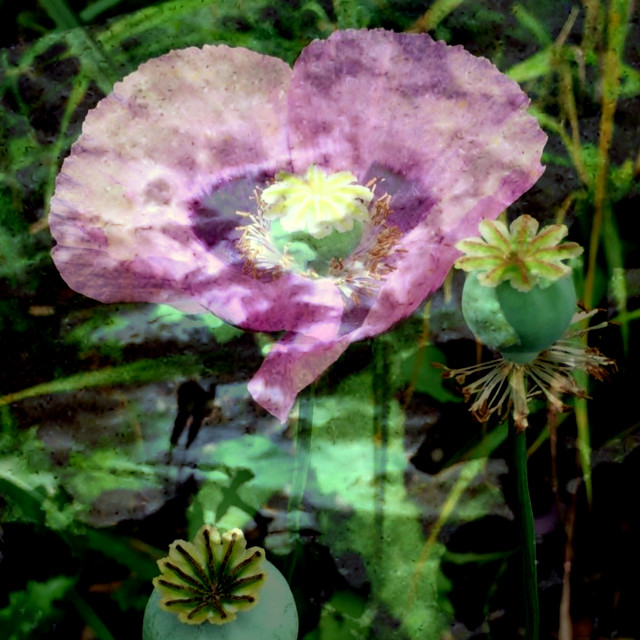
[287,29,547,338]
[50,45,344,334]
[248,333,350,423]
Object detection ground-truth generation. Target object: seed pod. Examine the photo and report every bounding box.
[143,526,298,640]
[462,271,577,363]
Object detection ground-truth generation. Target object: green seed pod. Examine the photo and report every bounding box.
[269,218,363,273]
[462,271,577,363]
[143,526,298,640]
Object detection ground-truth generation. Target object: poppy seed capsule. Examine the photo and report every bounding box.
[143,560,298,640]
[143,526,298,639]
[461,271,577,363]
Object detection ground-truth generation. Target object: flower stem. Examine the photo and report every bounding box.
[372,339,391,538]
[286,384,314,578]
[511,422,539,639]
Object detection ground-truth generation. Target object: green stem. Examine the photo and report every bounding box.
[286,384,314,578]
[372,339,391,537]
[511,422,539,640]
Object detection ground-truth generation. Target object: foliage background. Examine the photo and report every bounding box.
[1,0,639,638]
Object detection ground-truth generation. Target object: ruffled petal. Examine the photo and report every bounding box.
[287,29,547,337]
[248,334,350,422]
[50,45,344,334]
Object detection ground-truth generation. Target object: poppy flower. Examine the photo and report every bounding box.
[50,29,546,422]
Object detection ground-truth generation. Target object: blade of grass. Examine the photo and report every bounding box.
[409,0,468,32]
[507,47,554,83]
[372,339,391,553]
[286,383,314,580]
[573,384,592,504]
[584,0,632,310]
[511,422,539,640]
[578,1,631,502]
[406,456,487,607]
[40,0,81,30]
[0,355,208,408]
[43,73,92,209]
[512,3,553,46]
[80,0,127,22]
[529,108,589,185]
[603,215,629,352]
[406,421,509,609]
[68,588,116,640]
[611,307,640,324]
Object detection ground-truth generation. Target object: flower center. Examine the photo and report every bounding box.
[261,165,374,238]
[236,166,401,303]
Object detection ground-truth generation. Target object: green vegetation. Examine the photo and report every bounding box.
[1,1,638,638]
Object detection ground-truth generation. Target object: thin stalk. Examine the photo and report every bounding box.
[372,339,391,539]
[286,384,314,578]
[511,422,539,640]
[584,0,631,309]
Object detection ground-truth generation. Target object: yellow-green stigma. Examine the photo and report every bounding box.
[261,165,373,238]
[455,214,583,292]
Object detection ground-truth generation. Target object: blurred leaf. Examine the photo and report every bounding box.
[442,549,513,565]
[577,142,599,187]
[511,3,552,46]
[96,0,327,69]
[619,62,640,98]
[309,371,508,639]
[79,0,127,22]
[151,304,243,343]
[67,588,116,640]
[410,0,469,33]
[191,435,293,533]
[0,427,85,529]
[507,46,552,83]
[303,590,371,640]
[396,344,461,404]
[64,304,242,359]
[332,0,365,29]
[0,576,75,640]
[0,354,208,407]
[83,529,160,579]
[609,159,635,202]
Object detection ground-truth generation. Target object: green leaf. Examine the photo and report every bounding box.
[506,46,553,83]
[0,576,75,639]
[190,435,294,534]
[397,345,461,404]
[79,0,126,23]
[303,590,371,640]
[0,354,208,408]
[511,3,552,46]
[308,371,509,639]
[619,62,640,98]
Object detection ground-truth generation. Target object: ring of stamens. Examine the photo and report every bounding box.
[442,311,614,430]
[237,181,402,304]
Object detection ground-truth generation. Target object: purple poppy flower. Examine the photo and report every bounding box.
[50,29,546,422]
